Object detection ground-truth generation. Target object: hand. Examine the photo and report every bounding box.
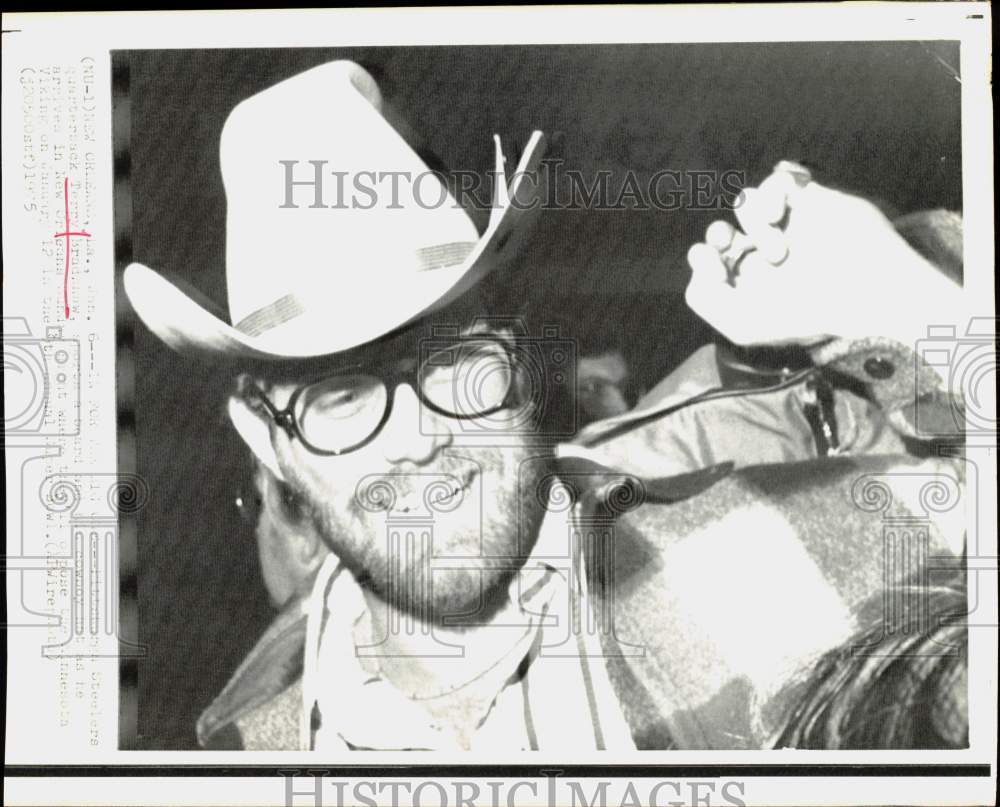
[685,161,961,347]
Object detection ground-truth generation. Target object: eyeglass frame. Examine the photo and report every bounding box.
[243,335,521,457]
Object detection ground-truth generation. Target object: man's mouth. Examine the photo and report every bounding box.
[392,468,478,514]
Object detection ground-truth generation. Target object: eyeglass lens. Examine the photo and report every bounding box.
[419,339,512,417]
[294,339,512,453]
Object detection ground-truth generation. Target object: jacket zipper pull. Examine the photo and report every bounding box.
[802,375,842,457]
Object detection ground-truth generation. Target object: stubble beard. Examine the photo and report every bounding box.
[287,447,556,626]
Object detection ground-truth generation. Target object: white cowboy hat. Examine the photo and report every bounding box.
[124,60,546,360]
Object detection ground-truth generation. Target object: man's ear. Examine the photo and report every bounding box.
[227,396,287,482]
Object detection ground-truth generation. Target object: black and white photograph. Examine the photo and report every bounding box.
[2,7,995,807]
[118,41,971,752]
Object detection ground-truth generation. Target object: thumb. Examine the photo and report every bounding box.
[769,160,814,211]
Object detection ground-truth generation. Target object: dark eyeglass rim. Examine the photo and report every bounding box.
[245,337,517,456]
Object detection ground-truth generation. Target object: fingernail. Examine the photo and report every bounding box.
[706,220,734,251]
[774,160,812,187]
[766,240,790,264]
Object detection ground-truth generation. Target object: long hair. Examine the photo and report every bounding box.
[773,578,968,749]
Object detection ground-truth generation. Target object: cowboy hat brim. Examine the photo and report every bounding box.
[124,131,546,361]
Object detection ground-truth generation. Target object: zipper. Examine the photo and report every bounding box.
[582,367,818,448]
[801,375,842,457]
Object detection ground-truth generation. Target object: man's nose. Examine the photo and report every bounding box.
[380,384,453,465]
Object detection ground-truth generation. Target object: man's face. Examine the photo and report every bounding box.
[577,349,631,424]
[247,322,555,624]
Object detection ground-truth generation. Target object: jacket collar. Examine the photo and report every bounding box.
[196,582,310,748]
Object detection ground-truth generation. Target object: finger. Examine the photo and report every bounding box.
[733,187,789,265]
[772,160,812,188]
[755,170,798,224]
[705,220,736,252]
[687,245,830,347]
[687,241,729,286]
[730,248,775,290]
[685,264,737,333]
[686,241,764,345]
[751,173,794,224]
[723,230,755,271]
[687,275,797,346]
[685,271,762,345]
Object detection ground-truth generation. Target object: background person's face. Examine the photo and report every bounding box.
[577,349,631,423]
[263,331,556,624]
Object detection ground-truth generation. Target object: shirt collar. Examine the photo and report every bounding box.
[304,502,582,750]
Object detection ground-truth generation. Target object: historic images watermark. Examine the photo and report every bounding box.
[417,319,579,441]
[280,161,746,212]
[347,456,647,659]
[3,314,147,658]
[914,316,997,440]
[4,316,81,438]
[845,315,999,656]
[282,772,748,807]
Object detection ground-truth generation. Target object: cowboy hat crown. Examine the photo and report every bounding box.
[124,60,544,360]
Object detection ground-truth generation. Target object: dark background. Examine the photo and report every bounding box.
[118,43,962,749]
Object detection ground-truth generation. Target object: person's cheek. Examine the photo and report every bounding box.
[307,448,395,520]
[601,386,630,416]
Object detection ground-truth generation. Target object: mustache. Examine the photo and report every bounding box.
[350,447,516,515]
[353,466,479,514]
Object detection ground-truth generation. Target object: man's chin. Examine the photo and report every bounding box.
[357,562,517,628]
[309,463,551,624]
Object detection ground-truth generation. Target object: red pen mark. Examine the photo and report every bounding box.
[53,177,91,318]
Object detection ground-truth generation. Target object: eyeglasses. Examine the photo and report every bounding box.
[245,337,519,456]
